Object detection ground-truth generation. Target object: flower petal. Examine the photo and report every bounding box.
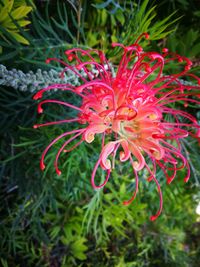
[140,139,165,160]
[120,140,130,162]
[83,124,107,143]
[100,141,120,170]
[128,142,145,171]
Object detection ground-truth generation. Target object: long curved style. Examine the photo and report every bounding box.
[33,33,200,220]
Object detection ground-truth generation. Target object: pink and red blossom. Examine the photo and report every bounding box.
[33,33,200,220]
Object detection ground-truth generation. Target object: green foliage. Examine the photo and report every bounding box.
[0,86,36,132]
[166,29,200,59]
[0,0,180,68]
[129,0,179,40]
[0,0,34,47]
[84,0,180,57]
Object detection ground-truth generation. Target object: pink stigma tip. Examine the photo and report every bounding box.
[56,169,62,176]
[150,215,157,221]
[167,178,173,184]
[185,66,191,71]
[67,55,73,62]
[138,46,143,52]
[147,177,153,182]
[76,64,82,70]
[33,92,43,100]
[33,125,38,129]
[38,107,43,113]
[162,48,168,53]
[122,201,129,206]
[46,59,51,64]
[40,162,45,171]
[146,67,152,72]
[152,133,165,139]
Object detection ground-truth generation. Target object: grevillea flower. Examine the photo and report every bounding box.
[33,33,200,221]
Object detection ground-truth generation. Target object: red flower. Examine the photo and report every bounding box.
[34,33,200,220]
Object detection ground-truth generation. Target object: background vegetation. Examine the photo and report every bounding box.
[1,0,200,266]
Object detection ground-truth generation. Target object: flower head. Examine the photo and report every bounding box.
[34,33,200,220]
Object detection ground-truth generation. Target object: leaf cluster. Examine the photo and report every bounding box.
[0,0,181,69]
[0,0,34,50]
